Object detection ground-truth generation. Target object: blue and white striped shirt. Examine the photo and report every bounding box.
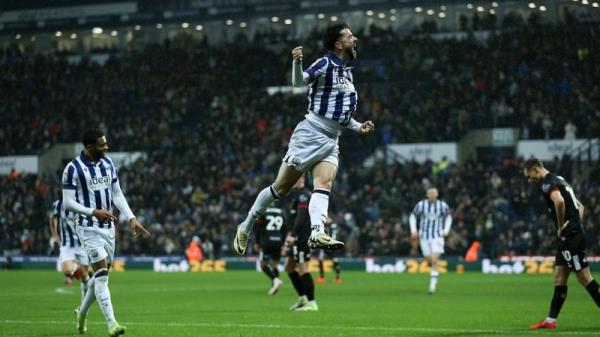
[61,152,118,228]
[304,52,357,127]
[412,200,450,240]
[51,199,80,247]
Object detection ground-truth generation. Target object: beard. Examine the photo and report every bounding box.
[344,44,357,60]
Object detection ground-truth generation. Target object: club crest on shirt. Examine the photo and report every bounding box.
[542,184,551,193]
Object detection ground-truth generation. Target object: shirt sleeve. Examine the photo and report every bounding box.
[542,181,560,196]
[61,164,77,190]
[411,202,421,216]
[112,180,135,221]
[303,57,328,82]
[443,202,451,216]
[107,158,118,184]
[63,188,94,216]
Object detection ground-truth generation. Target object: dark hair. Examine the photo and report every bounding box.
[323,22,350,51]
[524,157,544,170]
[82,128,104,146]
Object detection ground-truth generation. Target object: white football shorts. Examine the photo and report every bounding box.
[59,245,90,266]
[76,225,116,265]
[283,119,339,172]
[420,237,445,256]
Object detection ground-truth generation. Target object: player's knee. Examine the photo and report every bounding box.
[271,182,291,197]
[554,276,568,286]
[312,178,332,190]
[575,270,593,286]
[93,268,109,291]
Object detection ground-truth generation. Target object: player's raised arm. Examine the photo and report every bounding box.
[292,48,330,87]
[291,46,304,87]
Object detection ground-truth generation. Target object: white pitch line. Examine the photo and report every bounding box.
[2,319,599,336]
[53,287,74,295]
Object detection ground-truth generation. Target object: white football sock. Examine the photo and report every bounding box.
[240,185,279,233]
[93,269,117,327]
[80,275,90,308]
[309,189,329,235]
[79,277,96,316]
[430,270,439,290]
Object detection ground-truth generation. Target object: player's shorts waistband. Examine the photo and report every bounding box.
[76,218,113,229]
[304,115,341,139]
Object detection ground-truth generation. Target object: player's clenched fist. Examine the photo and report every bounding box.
[360,121,375,135]
[291,46,303,63]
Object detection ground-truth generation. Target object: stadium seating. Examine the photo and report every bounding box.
[1,20,599,258]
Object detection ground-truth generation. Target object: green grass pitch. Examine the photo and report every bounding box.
[1,270,599,336]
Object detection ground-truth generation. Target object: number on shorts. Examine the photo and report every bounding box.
[561,250,572,261]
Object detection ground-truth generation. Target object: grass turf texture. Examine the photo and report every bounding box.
[1,270,599,337]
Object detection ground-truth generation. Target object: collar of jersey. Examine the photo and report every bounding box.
[326,52,345,66]
[79,151,101,167]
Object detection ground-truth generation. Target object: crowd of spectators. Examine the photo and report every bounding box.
[1,16,600,259]
[3,155,599,259]
[2,18,600,154]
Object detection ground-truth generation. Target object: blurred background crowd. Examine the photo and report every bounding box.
[1,8,599,259]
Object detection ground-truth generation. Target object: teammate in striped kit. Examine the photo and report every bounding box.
[62,129,150,337]
[409,187,452,294]
[49,199,90,303]
[234,22,375,256]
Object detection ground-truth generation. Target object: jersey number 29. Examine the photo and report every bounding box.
[266,215,283,231]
